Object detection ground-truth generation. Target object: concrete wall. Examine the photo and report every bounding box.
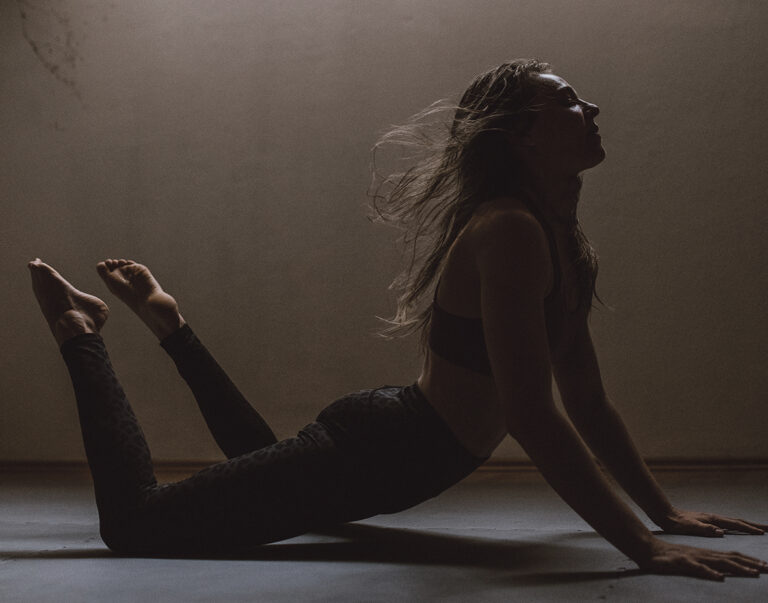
[1,0,766,462]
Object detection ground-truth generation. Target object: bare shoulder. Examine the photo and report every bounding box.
[468,197,551,296]
[469,197,548,254]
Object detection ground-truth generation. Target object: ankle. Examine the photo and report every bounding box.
[54,311,98,346]
[151,314,186,341]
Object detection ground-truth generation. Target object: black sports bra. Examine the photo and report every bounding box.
[428,212,563,377]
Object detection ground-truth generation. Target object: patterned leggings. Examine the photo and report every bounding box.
[59,324,486,555]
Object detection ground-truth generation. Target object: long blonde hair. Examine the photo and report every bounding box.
[370,59,600,348]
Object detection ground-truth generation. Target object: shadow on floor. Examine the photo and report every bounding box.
[1,522,639,584]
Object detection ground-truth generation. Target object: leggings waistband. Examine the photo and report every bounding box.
[380,382,489,465]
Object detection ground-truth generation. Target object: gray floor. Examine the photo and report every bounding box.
[1,468,767,602]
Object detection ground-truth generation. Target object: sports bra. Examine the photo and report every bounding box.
[428,211,563,377]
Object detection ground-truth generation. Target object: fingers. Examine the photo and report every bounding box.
[671,520,724,537]
[687,560,724,581]
[648,541,768,581]
[727,551,768,570]
[707,515,766,535]
[699,522,725,537]
[707,550,768,578]
[714,558,762,577]
[687,553,767,580]
[722,521,764,535]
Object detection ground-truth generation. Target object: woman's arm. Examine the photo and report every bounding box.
[476,211,655,561]
[552,321,674,526]
[474,209,767,578]
[553,320,767,536]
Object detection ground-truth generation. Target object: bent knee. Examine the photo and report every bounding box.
[99,515,163,555]
[100,515,205,555]
[100,519,138,555]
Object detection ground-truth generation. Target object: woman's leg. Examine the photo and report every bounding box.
[158,325,278,457]
[30,260,369,554]
[29,260,483,554]
[97,259,277,457]
[60,333,158,532]
[60,332,362,554]
[29,259,158,540]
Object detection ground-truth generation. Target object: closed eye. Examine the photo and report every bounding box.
[557,86,581,106]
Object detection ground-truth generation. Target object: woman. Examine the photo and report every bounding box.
[29,59,767,579]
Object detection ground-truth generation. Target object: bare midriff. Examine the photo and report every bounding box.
[417,351,506,458]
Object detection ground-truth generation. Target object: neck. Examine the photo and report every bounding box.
[516,170,582,228]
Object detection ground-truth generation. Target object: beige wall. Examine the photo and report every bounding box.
[1,0,766,462]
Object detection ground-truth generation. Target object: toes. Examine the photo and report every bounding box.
[103,258,134,269]
[33,261,58,276]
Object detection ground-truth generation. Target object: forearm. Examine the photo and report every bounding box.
[510,410,657,563]
[570,399,673,526]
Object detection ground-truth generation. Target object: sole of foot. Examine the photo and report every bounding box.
[28,259,109,347]
[96,258,184,340]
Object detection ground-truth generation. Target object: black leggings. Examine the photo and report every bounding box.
[59,324,486,555]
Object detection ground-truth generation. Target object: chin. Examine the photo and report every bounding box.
[584,146,606,170]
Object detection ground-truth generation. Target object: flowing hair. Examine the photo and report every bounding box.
[369,59,601,349]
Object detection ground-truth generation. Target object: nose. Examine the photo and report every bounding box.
[584,100,600,117]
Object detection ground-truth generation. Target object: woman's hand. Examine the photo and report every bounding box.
[638,539,768,580]
[657,508,768,537]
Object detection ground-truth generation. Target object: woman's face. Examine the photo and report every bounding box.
[518,72,605,174]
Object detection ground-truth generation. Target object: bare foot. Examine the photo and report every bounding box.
[96,259,185,340]
[28,259,109,346]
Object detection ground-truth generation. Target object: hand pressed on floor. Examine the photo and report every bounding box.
[658,507,768,537]
[639,539,768,581]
